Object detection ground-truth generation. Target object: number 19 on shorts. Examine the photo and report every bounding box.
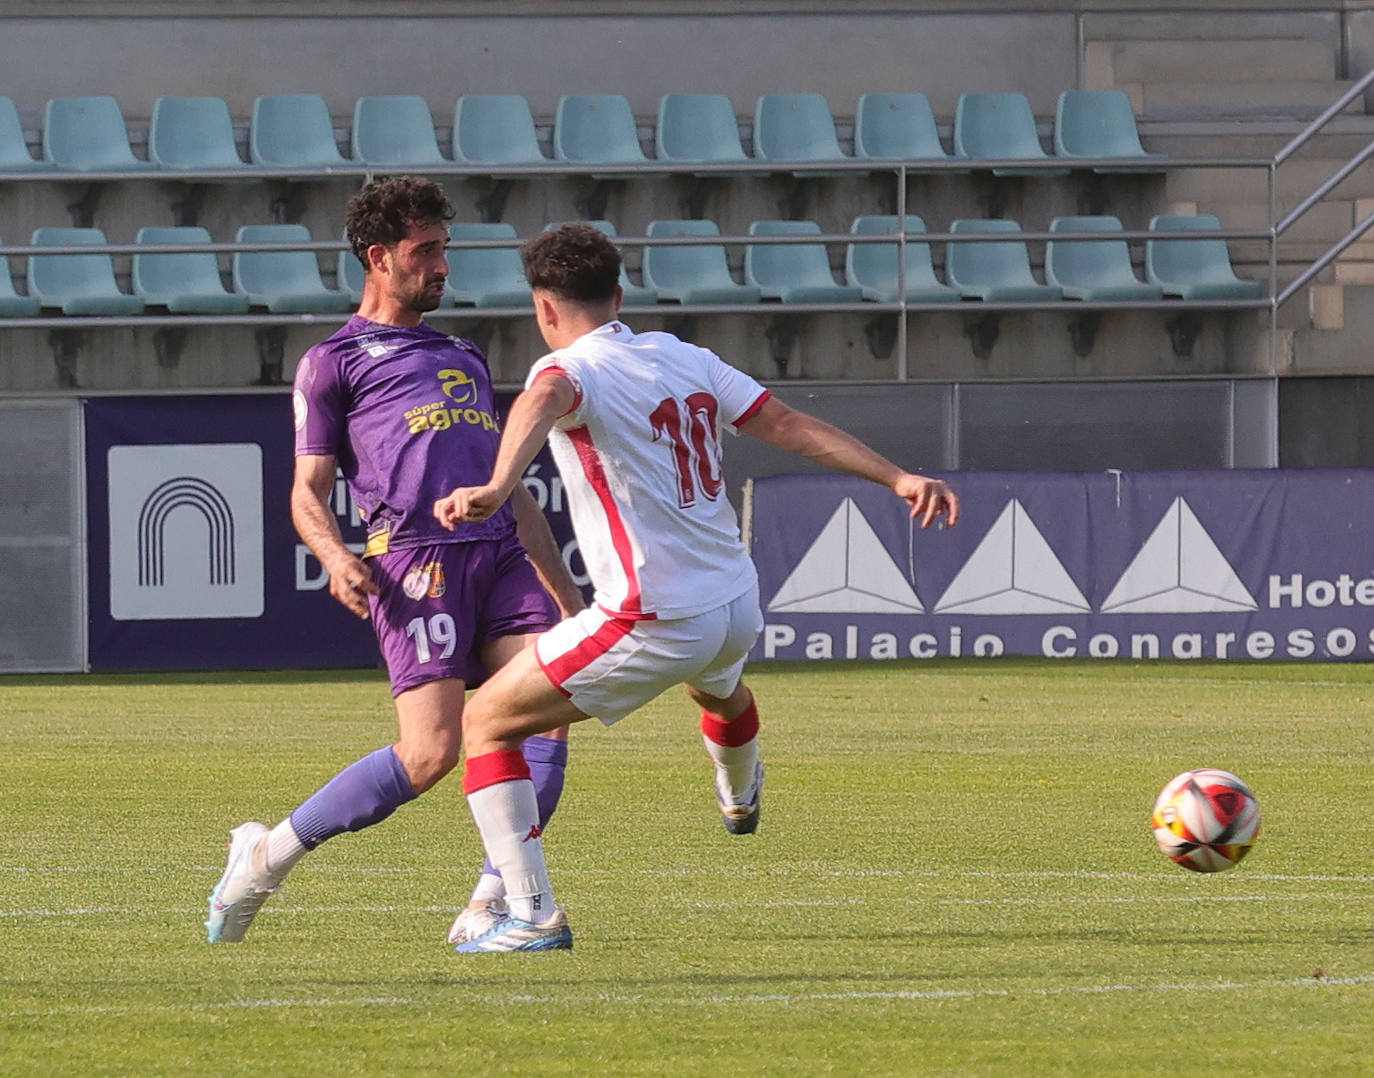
[406,613,456,663]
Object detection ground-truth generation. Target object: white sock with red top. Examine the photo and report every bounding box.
[700,700,761,805]
[463,749,556,925]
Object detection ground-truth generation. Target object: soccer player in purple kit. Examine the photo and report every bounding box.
[205,177,584,945]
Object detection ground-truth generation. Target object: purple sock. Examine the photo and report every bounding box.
[290,745,417,850]
[480,734,567,877]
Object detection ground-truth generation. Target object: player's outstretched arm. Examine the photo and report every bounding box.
[738,396,959,528]
[434,370,578,529]
[292,453,378,619]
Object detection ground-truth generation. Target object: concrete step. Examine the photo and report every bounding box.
[1136,80,1360,121]
[1164,159,1374,206]
[1089,38,1336,86]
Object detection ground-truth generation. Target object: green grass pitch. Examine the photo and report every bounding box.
[2,659,1373,1076]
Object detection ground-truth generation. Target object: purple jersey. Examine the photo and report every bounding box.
[293,315,513,555]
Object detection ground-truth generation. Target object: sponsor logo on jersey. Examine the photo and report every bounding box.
[402,561,447,600]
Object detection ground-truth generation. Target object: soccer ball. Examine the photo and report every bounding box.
[1151,768,1260,873]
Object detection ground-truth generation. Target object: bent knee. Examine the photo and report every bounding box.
[396,733,463,793]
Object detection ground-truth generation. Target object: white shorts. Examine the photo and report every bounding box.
[535,584,763,724]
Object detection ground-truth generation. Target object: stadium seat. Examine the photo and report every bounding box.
[554,93,658,178]
[28,227,146,314]
[451,94,549,167]
[655,93,749,168]
[148,96,249,170]
[232,224,353,312]
[642,219,761,304]
[544,220,656,306]
[351,95,445,167]
[845,215,959,302]
[42,95,151,171]
[0,237,40,316]
[745,220,863,303]
[953,92,1068,176]
[1146,214,1264,300]
[945,218,1063,301]
[446,223,531,307]
[1045,216,1163,301]
[1053,90,1165,171]
[0,97,49,171]
[337,239,365,304]
[752,93,849,174]
[250,94,347,168]
[132,226,252,313]
[853,93,951,162]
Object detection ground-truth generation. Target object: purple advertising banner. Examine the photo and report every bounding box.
[749,470,1374,663]
[85,393,582,672]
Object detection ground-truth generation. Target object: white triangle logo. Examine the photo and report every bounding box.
[933,499,1090,615]
[767,498,925,613]
[1100,497,1257,613]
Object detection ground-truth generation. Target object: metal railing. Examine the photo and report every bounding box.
[6,85,1370,381]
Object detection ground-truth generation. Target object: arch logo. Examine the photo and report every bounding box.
[108,444,264,620]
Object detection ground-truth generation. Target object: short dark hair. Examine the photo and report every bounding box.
[345,176,454,267]
[520,223,621,303]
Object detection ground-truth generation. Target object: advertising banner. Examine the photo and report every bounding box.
[749,470,1374,663]
[85,394,582,672]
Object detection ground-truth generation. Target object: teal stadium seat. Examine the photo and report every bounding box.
[250,94,347,168]
[853,93,952,162]
[953,92,1068,176]
[28,228,146,314]
[643,220,761,304]
[752,93,849,175]
[133,226,252,313]
[846,215,959,302]
[0,237,40,316]
[655,93,749,168]
[43,95,151,171]
[446,223,531,307]
[352,95,446,167]
[148,96,249,170]
[946,218,1063,301]
[337,238,365,305]
[452,94,549,167]
[1146,214,1263,300]
[745,220,863,303]
[0,97,49,171]
[1053,90,1165,172]
[232,224,353,312]
[1045,216,1163,301]
[544,220,656,306]
[554,93,658,178]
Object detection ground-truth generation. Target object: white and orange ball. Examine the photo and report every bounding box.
[1151,768,1260,873]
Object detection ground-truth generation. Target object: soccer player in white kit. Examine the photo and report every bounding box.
[434,223,959,952]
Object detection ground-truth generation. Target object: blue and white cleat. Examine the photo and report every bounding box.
[205,821,279,943]
[454,908,573,953]
[719,761,764,835]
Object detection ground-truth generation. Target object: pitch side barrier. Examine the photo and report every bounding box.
[747,470,1374,665]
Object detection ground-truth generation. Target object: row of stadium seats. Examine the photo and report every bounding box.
[0,214,1258,317]
[0,90,1161,174]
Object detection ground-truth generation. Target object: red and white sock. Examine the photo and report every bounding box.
[700,701,760,805]
[463,749,555,925]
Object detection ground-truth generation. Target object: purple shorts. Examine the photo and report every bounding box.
[366,535,558,697]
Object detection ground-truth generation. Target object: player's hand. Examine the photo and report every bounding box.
[326,554,378,619]
[434,485,505,529]
[895,474,960,529]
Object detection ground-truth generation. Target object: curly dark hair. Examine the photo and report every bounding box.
[520,223,622,303]
[345,176,454,266]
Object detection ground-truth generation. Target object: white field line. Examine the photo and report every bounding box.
[2,889,1367,921]
[7,866,1374,884]
[5,974,1374,1021]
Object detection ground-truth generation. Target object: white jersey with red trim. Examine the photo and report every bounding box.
[527,320,770,620]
